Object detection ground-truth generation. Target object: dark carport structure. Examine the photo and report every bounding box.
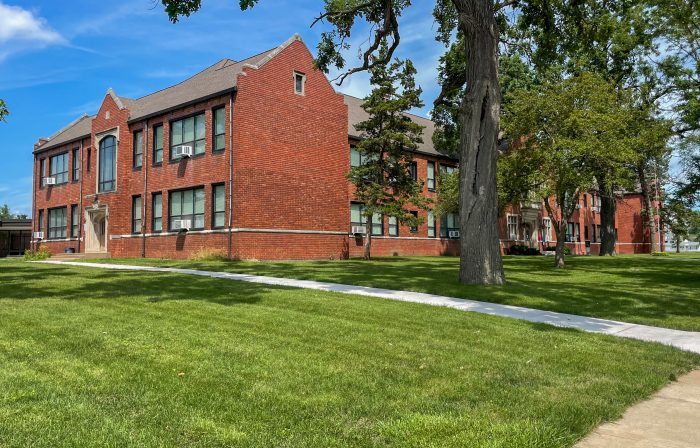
[0,219,32,257]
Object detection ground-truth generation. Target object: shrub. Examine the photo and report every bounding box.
[651,251,669,257]
[544,246,572,255]
[189,248,229,262]
[508,244,541,256]
[24,245,51,261]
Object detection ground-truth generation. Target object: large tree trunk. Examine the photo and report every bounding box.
[454,0,505,285]
[638,165,658,253]
[598,176,617,256]
[554,223,567,268]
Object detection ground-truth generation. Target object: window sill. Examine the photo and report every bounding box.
[152,162,163,167]
[168,152,206,164]
[133,166,142,171]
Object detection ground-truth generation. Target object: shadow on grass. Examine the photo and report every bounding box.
[0,262,271,307]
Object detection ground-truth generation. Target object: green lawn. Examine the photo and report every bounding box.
[0,259,698,447]
[97,253,700,331]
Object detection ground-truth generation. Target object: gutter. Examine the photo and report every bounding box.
[126,88,237,124]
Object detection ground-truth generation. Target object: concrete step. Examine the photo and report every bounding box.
[52,252,110,261]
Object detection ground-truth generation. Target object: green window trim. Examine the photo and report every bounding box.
[213,107,226,152]
[152,193,163,232]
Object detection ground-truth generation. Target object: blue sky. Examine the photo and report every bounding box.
[0,0,444,217]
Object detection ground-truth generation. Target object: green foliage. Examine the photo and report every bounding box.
[348,43,429,243]
[0,204,11,219]
[508,245,541,256]
[662,199,700,247]
[544,246,572,255]
[435,169,458,217]
[23,245,51,261]
[0,99,7,123]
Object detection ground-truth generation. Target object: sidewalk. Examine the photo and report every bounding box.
[38,260,700,355]
[576,369,700,447]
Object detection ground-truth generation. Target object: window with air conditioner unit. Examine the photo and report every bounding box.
[350,203,382,235]
[33,231,44,240]
[440,213,459,238]
[169,187,204,231]
[173,145,193,159]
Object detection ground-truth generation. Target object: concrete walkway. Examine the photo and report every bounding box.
[38,260,700,355]
[576,369,700,447]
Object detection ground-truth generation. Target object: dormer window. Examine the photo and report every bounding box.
[294,71,305,95]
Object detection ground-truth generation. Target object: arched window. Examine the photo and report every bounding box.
[99,136,116,192]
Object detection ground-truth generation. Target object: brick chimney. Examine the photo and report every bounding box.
[34,138,49,150]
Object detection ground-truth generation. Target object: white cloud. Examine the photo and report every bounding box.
[0,2,65,61]
[0,3,63,44]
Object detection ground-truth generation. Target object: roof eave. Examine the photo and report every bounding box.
[127,87,237,124]
[33,134,90,155]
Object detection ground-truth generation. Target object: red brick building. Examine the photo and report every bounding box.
[32,35,659,259]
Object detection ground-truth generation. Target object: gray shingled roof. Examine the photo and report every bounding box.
[343,94,450,159]
[35,35,450,160]
[34,114,94,152]
[35,42,285,153]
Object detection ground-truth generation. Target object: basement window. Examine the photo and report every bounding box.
[294,72,305,95]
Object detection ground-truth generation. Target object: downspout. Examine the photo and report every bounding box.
[78,140,84,253]
[142,119,149,258]
[227,92,235,259]
[31,152,37,252]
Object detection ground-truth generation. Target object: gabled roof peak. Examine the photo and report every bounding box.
[106,87,127,110]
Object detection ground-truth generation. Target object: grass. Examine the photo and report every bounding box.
[95,253,700,331]
[0,259,698,447]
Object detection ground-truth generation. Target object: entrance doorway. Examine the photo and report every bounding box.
[85,208,107,253]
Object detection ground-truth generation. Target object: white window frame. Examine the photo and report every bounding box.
[542,218,551,243]
[294,71,306,96]
[507,214,519,240]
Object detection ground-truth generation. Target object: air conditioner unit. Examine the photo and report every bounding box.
[44,177,57,185]
[575,204,582,209]
[448,230,460,238]
[172,219,192,231]
[173,145,193,158]
[351,225,366,235]
[33,231,44,239]
[591,206,600,213]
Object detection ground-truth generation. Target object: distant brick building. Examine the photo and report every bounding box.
[32,35,659,259]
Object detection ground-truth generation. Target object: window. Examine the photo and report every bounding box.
[132,196,142,234]
[169,187,205,230]
[428,210,436,237]
[440,164,457,175]
[409,162,418,181]
[170,113,205,158]
[39,158,46,188]
[49,152,69,184]
[440,213,459,238]
[37,209,44,234]
[389,216,398,236]
[409,211,418,233]
[87,149,91,172]
[584,224,589,241]
[98,136,116,192]
[133,130,143,168]
[71,205,79,238]
[212,184,225,228]
[575,223,581,242]
[583,194,588,208]
[213,107,225,151]
[294,71,305,95]
[507,215,519,240]
[48,207,67,239]
[350,145,377,167]
[153,124,163,164]
[542,218,551,243]
[350,203,382,235]
[592,224,597,243]
[427,161,436,191]
[152,193,162,232]
[567,222,575,242]
[72,148,80,181]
